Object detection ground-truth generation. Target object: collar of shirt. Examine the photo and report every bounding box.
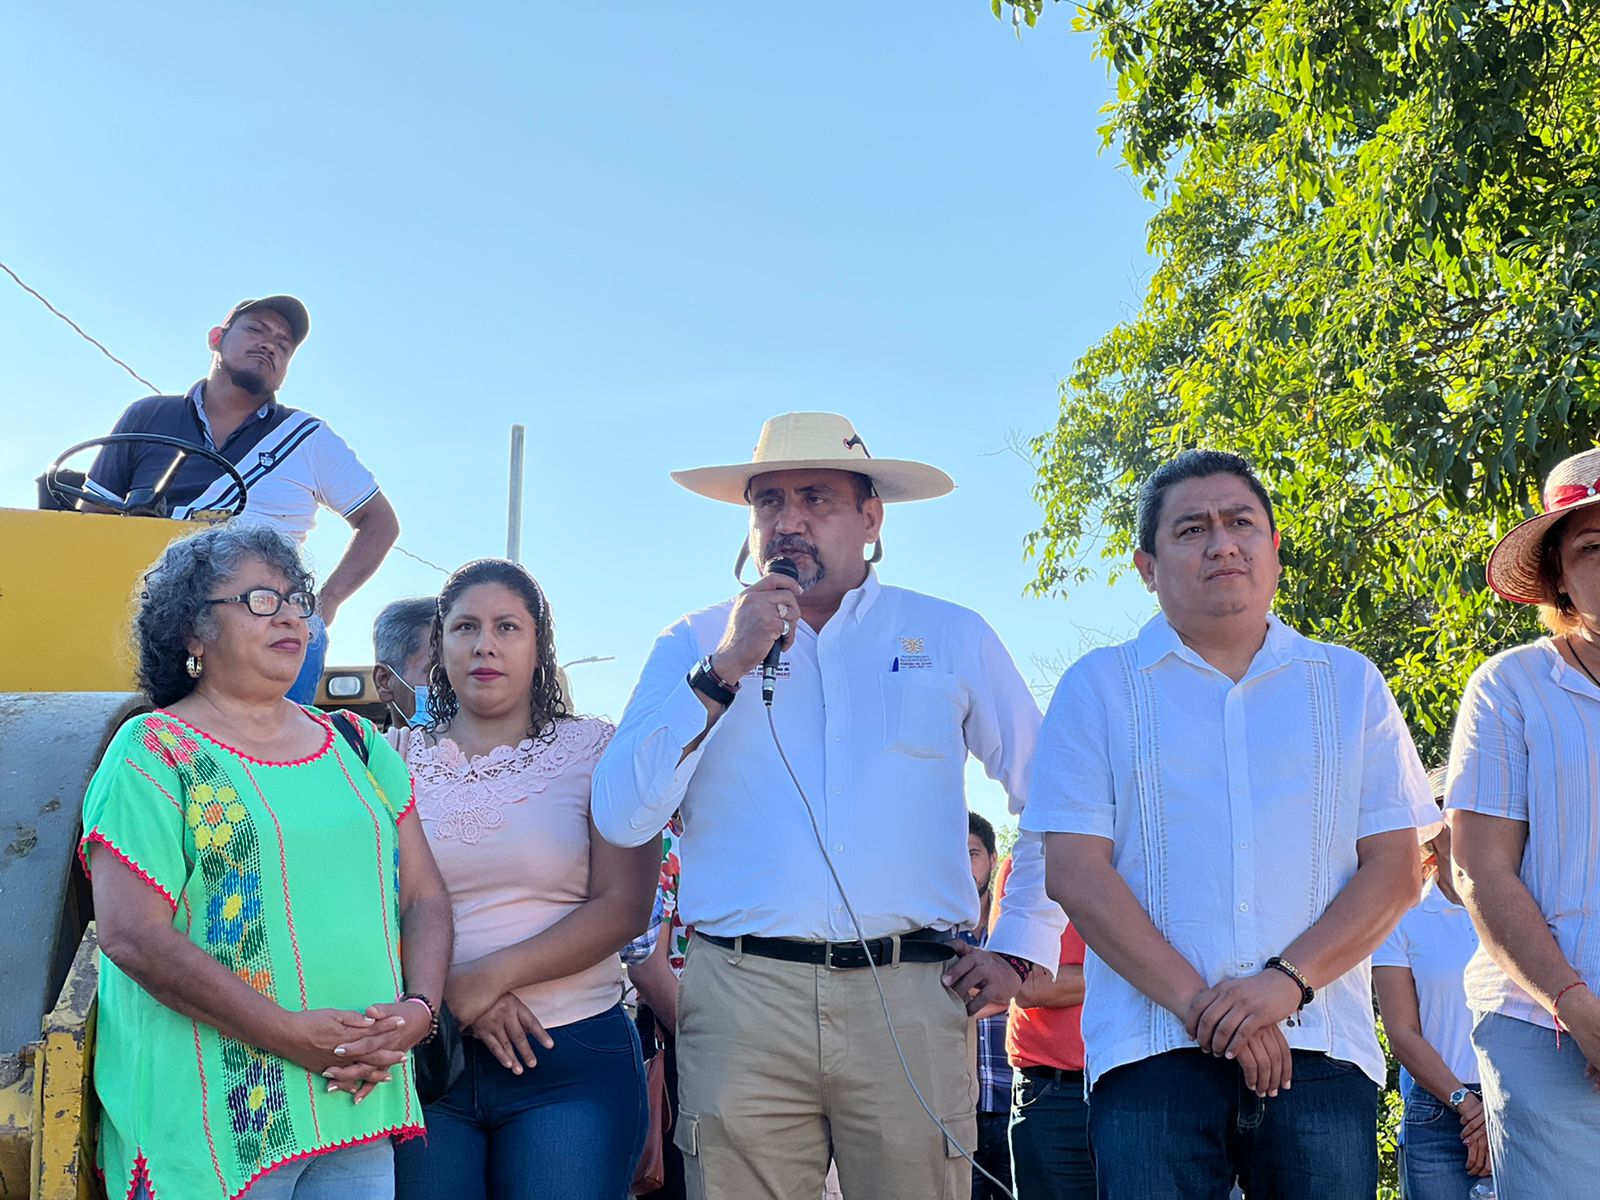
[825,564,884,625]
[1133,611,1329,678]
[190,382,274,451]
[1542,635,1600,701]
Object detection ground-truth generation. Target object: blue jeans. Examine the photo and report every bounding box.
[1401,1085,1475,1200]
[393,1004,648,1200]
[1473,1010,1600,1199]
[132,1139,393,1199]
[1009,1069,1094,1200]
[1087,1049,1378,1200]
[288,614,328,704]
[973,1110,1014,1199]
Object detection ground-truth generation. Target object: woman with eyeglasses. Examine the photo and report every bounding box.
[79,522,453,1200]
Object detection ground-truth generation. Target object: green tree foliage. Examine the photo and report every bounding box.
[1005,0,1600,758]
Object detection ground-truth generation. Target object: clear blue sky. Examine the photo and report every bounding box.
[0,3,1160,830]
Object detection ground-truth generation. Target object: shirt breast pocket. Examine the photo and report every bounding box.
[879,672,963,761]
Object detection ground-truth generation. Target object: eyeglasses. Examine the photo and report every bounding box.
[205,588,316,618]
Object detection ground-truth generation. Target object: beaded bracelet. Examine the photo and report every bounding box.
[400,992,440,1045]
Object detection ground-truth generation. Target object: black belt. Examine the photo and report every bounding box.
[699,928,958,970]
[1019,1065,1084,1083]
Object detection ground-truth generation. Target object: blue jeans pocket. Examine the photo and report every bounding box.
[1404,1088,1448,1127]
[1013,1077,1057,1112]
[558,1006,636,1055]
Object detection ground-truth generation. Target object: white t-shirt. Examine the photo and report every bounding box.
[1374,879,1481,1085]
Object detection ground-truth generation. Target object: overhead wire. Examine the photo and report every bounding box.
[1,261,451,575]
[1,260,161,392]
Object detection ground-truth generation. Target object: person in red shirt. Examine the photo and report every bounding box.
[994,856,1093,1199]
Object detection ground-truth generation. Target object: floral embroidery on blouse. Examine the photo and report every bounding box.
[153,717,296,1164]
[405,718,616,844]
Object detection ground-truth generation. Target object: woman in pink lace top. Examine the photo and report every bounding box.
[390,559,660,1200]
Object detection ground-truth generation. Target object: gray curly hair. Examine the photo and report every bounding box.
[135,522,315,706]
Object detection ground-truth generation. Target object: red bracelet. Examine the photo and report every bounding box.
[1554,981,1588,1047]
[998,953,1034,983]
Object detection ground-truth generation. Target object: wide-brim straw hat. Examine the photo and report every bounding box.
[1486,446,1600,604]
[671,412,955,505]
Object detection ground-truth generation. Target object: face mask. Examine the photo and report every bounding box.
[382,663,433,728]
[407,683,433,728]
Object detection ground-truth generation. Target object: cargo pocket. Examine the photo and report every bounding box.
[674,1111,703,1193]
[674,1111,699,1157]
[941,1109,979,1200]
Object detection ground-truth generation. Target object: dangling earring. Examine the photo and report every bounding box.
[186,654,204,679]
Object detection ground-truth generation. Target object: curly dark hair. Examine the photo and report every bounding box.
[424,559,571,741]
[135,523,315,707]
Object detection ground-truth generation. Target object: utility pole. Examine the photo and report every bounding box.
[506,423,526,563]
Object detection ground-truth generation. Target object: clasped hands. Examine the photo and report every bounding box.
[280,1000,431,1105]
[1182,970,1305,1099]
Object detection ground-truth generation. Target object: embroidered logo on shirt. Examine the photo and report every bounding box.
[257,451,277,468]
[892,638,934,671]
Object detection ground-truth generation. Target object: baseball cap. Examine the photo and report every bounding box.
[222,295,310,347]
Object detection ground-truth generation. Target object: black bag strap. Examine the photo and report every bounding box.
[330,711,370,765]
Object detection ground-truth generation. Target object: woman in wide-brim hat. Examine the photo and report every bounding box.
[1446,445,1600,1195]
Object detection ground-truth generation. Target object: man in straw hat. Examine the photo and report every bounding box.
[593,412,1066,1200]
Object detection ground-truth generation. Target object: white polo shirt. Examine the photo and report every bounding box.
[1373,879,1481,1084]
[175,387,378,543]
[591,569,1067,974]
[1023,613,1439,1088]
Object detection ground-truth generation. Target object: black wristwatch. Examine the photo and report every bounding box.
[688,655,739,707]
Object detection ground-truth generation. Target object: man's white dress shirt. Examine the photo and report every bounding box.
[591,570,1066,973]
[1023,613,1437,1088]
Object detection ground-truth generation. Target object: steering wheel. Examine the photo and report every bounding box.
[46,434,250,518]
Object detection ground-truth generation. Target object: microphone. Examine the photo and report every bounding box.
[762,557,800,706]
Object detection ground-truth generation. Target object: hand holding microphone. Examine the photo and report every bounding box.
[709,558,802,702]
[760,558,800,704]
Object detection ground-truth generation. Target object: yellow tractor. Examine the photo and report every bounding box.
[0,435,386,1199]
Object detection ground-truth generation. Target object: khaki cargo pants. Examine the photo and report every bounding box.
[674,936,977,1200]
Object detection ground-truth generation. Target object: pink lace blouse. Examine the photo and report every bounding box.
[396,718,623,1029]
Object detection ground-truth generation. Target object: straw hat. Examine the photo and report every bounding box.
[1486,446,1600,604]
[671,412,955,505]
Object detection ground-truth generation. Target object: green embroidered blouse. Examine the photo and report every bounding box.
[80,709,422,1200]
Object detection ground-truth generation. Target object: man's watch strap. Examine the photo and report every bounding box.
[688,655,739,706]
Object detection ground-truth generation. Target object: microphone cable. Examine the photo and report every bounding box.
[763,704,1019,1200]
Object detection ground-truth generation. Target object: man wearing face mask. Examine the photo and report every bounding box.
[593,413,1064,1200]
[372,596,438,728]
[84,296,400,704]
